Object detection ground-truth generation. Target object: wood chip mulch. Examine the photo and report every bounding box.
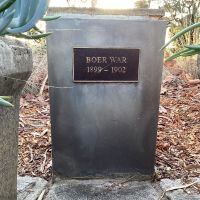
[18,74,200,184]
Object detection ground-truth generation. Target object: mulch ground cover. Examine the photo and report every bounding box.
[18,73,200,188]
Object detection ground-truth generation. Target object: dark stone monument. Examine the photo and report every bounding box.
[47,9,166,179]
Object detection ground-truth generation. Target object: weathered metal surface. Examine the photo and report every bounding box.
[47,14,166,178]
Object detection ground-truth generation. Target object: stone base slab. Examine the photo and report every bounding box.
[45,178,162,200]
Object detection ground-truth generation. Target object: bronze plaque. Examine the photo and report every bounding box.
[73,48,140,82]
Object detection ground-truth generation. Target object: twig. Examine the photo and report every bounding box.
[37,189,46,200]
[159,181,198,200]
[159,115,173,122]
[40,149,48,173]
[120,176,135,185]
[39,74,48,96]
[28,145,34,162]
[39,129,48,137]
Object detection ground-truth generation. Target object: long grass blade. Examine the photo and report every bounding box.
[0,97,13,107]
[161,22,200,50]
[185,44,200,50]
[165,49,190,61]
[11,32,52,39]
[0,96,12,100]
[41,15,61,21]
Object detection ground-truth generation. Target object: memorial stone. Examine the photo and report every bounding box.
[47,8,166,179]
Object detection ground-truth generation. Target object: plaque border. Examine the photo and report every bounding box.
[72,47,141,83]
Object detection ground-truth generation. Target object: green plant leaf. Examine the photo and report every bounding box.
[0,97,13,107]
[0,0,58,40]
[8,0,48,33]
[165,48,200,61]
[181,49,200,57]
[161,22,200,50]
[185,44,200,50]
[0,96,12,100]
[10,31,52,39]
[165,48,190,61]
[41,15,61,21]
[33,25,43,33]
[0,9,15,33]
[0,0,15,13]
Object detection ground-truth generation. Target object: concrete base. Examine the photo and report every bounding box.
[160,178,200,200]
[17,176,200,200]
[45,179,163,200]
[17,176,47,200]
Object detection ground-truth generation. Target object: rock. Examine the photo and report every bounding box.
[160,178,200,200]
[45,179,161,200]
[0,37,32,200]
[17,176,48,200]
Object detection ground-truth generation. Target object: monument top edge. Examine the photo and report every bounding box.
[48,7,165,18]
